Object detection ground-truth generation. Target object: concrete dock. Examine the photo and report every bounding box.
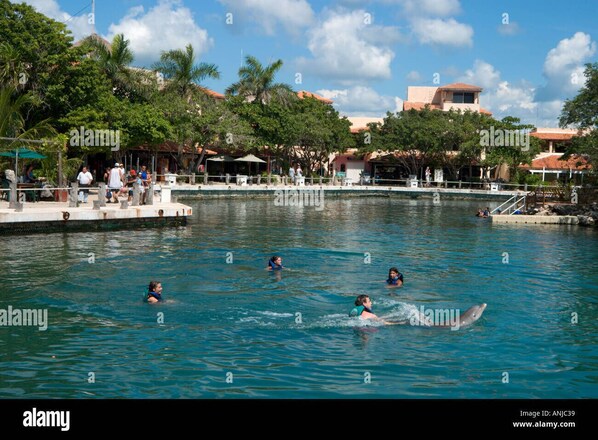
[490,214,579,225]
[0,194,191,234]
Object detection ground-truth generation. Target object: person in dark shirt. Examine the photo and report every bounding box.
[386,267,404,287]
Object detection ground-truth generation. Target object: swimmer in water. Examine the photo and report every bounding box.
[267,255,284,271]
[349,294,397,324]
[147,280,163,303]
[386,267,403,287]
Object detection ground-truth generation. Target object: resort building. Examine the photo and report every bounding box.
[403,83,492,115]
[519,128,591,182]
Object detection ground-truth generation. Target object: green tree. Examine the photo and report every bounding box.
[0,0,73,97]
[59,94,170,157]
[80,33,155,102]
[363,108,449,177]
[284,97,354,174]
[226,55,295,105]
[153,44,220,100]
[0,0,117,127]
[481,116,541,181]
[153,91,255,173]
[559,62,598,168]
[0,87,54,149]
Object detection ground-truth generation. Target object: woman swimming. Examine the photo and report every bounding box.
[267,256,284,271]
[386,267,404,287]
[147,281,163,303]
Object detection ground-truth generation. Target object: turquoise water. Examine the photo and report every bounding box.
[1,197,597,398]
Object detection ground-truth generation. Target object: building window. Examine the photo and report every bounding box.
[452,92,475,104]
[340,164,346,172]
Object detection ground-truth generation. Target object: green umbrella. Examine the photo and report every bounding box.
[0,147,47,175]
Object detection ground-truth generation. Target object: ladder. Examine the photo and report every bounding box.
[491,194,526,215]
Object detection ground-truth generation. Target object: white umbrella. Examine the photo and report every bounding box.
[234,154,266,175]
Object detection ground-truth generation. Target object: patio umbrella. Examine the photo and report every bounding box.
[206,155,235,175]
[0,147,47,175]
[234,154,266,175]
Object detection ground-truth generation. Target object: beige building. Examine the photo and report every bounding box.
[403,82,491,115]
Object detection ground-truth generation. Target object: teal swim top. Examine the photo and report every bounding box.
[349,305,365,317]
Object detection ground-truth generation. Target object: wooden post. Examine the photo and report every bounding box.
[257,175,261,185]
[203,173,208,185]
[267,174,272,185]
[190,173,195,185]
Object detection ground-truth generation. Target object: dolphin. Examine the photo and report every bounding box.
[455,303,487,328]
[388,303,487,330]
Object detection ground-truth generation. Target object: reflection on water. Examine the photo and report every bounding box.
[0,198,597,398]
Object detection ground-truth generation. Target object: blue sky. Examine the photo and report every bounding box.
[15,0,598,125]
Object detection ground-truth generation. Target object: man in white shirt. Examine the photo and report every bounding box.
[76,166,94,203]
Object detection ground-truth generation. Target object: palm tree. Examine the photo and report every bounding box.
[226,55,294,105]
[82,33,151,100]
[0,88,50,145]
[0,43,27,89]
[152,44,220,99]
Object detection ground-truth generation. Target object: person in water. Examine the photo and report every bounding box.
[147,281,163,303]
[267,256,284,270]
[386,267,404,287]
[349,294,396,324]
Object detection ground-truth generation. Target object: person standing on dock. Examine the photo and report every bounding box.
[108,163,123,203]
[425,167,431,187]
[76,166,93,203]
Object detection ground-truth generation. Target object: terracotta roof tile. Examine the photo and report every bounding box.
[530,132,576,141]
[439,83,483,92]
[297,90,333,104]
[519,154,590,170]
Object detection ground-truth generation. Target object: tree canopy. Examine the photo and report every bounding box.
[560,62,598,168]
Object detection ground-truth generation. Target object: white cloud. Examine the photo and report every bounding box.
[411,18,473,47]
[458,34,596,126]
[13,0,93,41]
[317,86,402,117]
[218,0,314,35]
[497,22,520,36]
[390,0,461,17]
[406,70,422,82]
[458,60,501,89]
[458,61,558,126]
[536,32,596,101]
[296,9,401,83]
[107,0,213,66]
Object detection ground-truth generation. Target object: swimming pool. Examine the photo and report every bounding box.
[1,197,597,398]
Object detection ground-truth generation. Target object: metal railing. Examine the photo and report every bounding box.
[491,194,526,215]
[153,173,539,190]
